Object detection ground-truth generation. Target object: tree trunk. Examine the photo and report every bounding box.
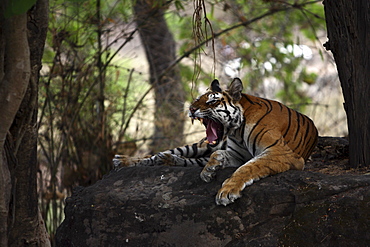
[0,7,30,247]
[0,0,50,246]
[0,7,10,244]
[133,1,185,152]
[323,0,370,168]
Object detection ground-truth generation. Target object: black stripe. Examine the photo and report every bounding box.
[149,157,155,166]
[188,158,195,166]
[196,158,205,167]
[252,128,268,155]
[225,94,239,113]
[217,109,234,122]
[185,145,190,156]
[216,109,231,116]
[204,146,213,156]
[223,102,228,112]
[176,147,184,156]
[239,125,246,145]
[292,136,303,154]
[294,111,301,140]
[302,136,314,160]
[228,145,244,160]
[242,94,255,105]
[283,107,292,138]
[262,98,273,111]
[301,123,312,159]
[229,135,245,148]
[278,102,284,111]
[264,139,279,151]
[192,143,198,157]
[303,123,311,142]
[307,136,318,158]
[301,114,306,126]
[247,100,273,144]
[221,141,228,150]
[224,93,232,102]
[203,157,210,164]
[305,129,318,159]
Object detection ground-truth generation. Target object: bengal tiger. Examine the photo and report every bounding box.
[113,78,318,206]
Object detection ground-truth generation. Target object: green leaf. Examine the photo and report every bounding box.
[174,0,184,11]
[318,49,324,61]
[4,0,37,18]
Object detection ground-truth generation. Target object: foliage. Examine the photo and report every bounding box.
[38,0,330,242]
[3,0,37,17]
[170,0,326,111]
[38,0,150,240]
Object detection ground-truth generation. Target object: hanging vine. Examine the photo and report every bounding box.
[191,0,216,96]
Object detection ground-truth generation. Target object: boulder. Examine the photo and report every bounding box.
[55,137,370,246]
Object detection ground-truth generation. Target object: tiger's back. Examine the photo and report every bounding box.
[239,93,318,162]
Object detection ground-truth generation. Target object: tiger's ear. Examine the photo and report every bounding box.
[210,79,222,93]
[228,78,243,102]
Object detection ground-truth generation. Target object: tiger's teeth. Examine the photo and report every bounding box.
[212,141,217,144]
[199,118,203,124]
[204,140,209,144]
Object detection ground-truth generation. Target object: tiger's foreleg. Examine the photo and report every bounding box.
[113,152,209,170]
[200,150,245,182]
[215,148,304,206]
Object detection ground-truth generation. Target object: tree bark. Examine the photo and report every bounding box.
[323,0,370,168]
[0,0,50,246]
[0,7,9,246]
[133,0,185,152]
[0,7,31,247]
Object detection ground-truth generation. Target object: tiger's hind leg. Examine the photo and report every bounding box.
[215,147,304,206]
[153,153,209,167]
[113,155,152,169]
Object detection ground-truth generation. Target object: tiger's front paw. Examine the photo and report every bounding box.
[215,178,252,206]
[200,164,221,182]
[200,170,216,183]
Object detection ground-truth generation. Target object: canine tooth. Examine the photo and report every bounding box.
[212,141,217,144]
[204,140,209,144]
[199,118,203,124]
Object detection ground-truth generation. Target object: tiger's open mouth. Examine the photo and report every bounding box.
[191,117,224,145]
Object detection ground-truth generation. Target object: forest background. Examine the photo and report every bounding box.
[2,0,364,245]
[39,0,340,242]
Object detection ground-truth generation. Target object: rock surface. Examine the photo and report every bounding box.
[55,137,370,246]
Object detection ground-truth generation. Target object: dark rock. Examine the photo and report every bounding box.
[55,137,370,246]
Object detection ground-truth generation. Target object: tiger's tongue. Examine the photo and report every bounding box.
[206,121,218,143]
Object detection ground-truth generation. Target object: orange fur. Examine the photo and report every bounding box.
[113,78,318,206]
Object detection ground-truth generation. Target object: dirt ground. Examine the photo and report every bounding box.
[306,136,369,175]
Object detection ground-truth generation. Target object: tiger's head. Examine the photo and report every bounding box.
[189,78,244,145]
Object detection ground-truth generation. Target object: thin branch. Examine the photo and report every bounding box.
[125,1,321,129]
[118,68,135,140]
[102,28,137,72]
[158,0,321,82]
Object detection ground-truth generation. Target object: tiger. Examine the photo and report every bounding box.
[113,78,318,206]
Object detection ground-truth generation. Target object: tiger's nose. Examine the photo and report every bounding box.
[189,106,197,117]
